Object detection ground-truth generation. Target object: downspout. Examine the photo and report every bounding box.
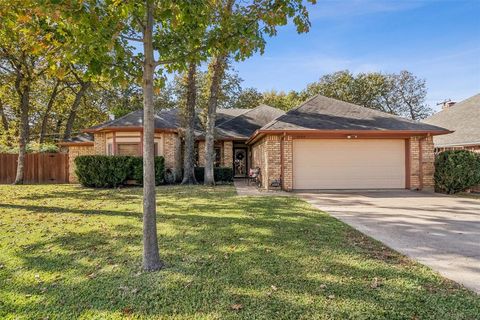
[419,137,423,190]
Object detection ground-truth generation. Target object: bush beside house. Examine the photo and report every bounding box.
[434,150,480,194]
[75,155,165,188]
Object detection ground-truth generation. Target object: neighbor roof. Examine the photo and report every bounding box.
[423,93,480,147]
[258,95,449,132]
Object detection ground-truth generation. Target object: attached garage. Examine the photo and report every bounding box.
[247,95,450,192]
[292,139,406,189]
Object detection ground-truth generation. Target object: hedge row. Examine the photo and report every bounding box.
[194,167,233,183]
[434,150,480,194]
[75,155,165,188]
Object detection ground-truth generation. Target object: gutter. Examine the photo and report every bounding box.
[246,129,453,145]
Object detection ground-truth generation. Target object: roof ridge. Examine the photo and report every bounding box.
[260,95,318,130]
[216,105,264,128]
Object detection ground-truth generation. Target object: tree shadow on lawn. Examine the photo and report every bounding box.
[2,195,479,319]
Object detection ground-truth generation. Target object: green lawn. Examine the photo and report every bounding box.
[0,185,478,319]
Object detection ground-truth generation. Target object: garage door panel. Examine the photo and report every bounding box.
[293,139,405,189]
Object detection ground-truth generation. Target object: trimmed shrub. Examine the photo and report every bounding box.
[75,155,165,188]
[130,156,165,185]
[434,150,480,194]
[194,167,234,183]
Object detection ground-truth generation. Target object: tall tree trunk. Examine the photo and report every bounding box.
[63,81,90,140]
[181,62,198,185]
[141,0,162,272]
[40,80,60,143]
[13,72,30,185]
[0,99,9,131]
[204,54,227,186]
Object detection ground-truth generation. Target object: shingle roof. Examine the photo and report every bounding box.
[215,104,285,139]
[260,95,448,132]
[423,93,480,147]
[59,133,94,145]
[215,108,249,126]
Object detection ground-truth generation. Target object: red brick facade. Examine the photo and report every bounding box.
[251,134,436,191]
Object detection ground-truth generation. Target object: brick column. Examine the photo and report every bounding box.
[94,133,106,155]
[409,136,435,191]
[266,135,281,189]
[223,141,233,167]
[421,136,435,190]
[164,133,181,179]
[282,135,293,191]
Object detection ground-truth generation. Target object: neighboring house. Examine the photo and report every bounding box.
[423,93,480,153]
[61,94,450,191]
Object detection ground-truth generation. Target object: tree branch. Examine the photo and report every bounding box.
[120,35,143,43]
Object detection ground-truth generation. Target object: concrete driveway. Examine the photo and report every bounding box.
[297,190,480,293]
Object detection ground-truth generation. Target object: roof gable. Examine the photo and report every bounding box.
[423,93,480,147]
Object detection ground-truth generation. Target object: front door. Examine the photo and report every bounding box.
[233,148,247,177]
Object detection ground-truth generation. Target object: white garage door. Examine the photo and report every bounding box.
[293,139,405,189]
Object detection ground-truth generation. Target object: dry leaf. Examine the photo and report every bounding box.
[230,303,243,311]
[271,285,278,291]
[328,294,335,299]
[370,277,382,289]
[319,284,327,289]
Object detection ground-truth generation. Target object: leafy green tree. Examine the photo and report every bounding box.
[262,89,304,111]
[300,70,432,119]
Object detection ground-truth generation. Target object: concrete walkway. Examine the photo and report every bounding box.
[234,179,290,197]
[297,190,480,293]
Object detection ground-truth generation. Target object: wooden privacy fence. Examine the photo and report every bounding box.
[0,153,69,184]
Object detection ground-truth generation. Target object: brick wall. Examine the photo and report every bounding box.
[409,136,435,190]
[68,145,95,183]
[94,133,106,155]
[223,141,233,167]
[251,134,436,191]
[283,135,293,191]
[163,133,182,179]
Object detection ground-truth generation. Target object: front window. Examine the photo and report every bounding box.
[117,143,140,156]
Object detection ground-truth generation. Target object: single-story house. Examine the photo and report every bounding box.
[423,93,480,153]
[61,94,450,191]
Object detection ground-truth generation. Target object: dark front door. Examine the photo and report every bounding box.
[233,148,247,177]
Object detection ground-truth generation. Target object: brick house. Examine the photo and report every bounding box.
[60,105,284,183]
[61,94,449,190]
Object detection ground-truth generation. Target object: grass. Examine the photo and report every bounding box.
[0,185,478,320]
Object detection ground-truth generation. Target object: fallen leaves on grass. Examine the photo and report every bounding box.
[230,304,243,311]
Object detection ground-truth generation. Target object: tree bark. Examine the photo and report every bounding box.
[39,80,60,143]
[13,70,30,185]
[204,54,227,186]
[63,81,90,140]
[141,0,163,272]
[181,62,198,185]
[0,99,9,131]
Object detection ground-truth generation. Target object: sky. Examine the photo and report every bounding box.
[232,0,480,111]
